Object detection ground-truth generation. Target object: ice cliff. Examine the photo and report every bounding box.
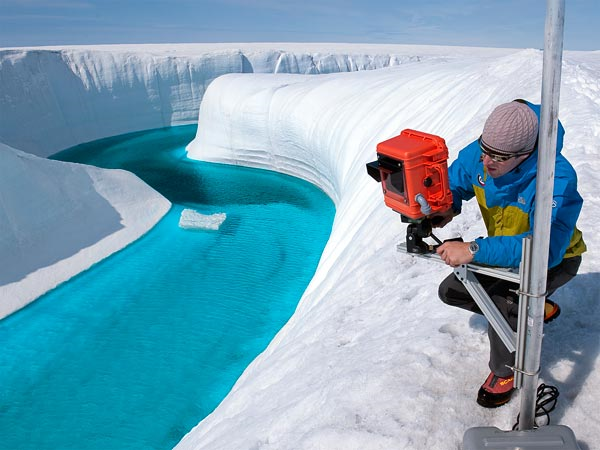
[0,43,432,158]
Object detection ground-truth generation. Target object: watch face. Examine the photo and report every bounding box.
[469,242,479,254]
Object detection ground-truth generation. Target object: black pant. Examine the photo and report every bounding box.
[438,256,581,377]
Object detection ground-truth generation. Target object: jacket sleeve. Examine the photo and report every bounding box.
[448,141,480,214]
[473,234,528,268]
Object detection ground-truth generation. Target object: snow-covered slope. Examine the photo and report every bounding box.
[0,143,170,318]
[180,48,600,449]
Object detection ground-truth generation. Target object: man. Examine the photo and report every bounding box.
[435,100,586,408]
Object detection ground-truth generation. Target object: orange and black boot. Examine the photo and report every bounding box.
[476,372,515,408]
[544,299,561,323]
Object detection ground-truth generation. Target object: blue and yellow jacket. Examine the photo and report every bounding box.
[449,101,586,268]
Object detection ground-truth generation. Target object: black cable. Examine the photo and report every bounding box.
[512,383,560,430]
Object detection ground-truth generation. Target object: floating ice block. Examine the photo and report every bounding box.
[179,209,226,230]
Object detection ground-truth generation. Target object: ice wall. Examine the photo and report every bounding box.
[0,44,427,158]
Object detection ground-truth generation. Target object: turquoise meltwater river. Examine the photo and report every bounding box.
[0,125,335,450]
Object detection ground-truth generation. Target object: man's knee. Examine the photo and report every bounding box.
[438,273,481,313]
[438,273,461,305]
[438,279,451,304]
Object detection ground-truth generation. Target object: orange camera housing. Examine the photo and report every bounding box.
[367,129,453,220]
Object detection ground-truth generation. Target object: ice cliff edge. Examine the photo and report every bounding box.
[0,44,415,158]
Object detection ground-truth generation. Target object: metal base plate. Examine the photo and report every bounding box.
[463,426,581,450]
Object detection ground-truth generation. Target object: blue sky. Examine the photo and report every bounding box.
[1,0,598,50]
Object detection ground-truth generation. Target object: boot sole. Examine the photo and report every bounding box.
[476,388,515,408]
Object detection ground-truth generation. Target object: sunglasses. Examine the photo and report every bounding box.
[478,136,532,162]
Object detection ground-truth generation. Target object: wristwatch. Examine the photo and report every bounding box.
[468,241,479,256]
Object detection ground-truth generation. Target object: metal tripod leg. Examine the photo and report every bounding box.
[453,264,517,353]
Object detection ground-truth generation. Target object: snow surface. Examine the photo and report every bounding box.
[1,43,599,449]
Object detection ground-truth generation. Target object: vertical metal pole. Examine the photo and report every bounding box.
[514,236,532,390]
[518,0,565,430]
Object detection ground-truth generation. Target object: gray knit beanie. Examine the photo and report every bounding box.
[481,101,539,155]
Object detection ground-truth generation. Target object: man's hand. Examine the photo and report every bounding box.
[431,209,455,228]
[436,241,473,267]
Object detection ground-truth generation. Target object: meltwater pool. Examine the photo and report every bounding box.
[0,125,334,450]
